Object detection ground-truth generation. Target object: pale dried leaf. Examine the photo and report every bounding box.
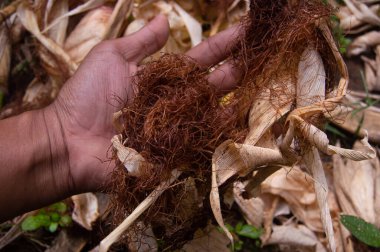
[17,3,77,75]
[297,48,326,107]
[296,48,335,252]
[344,0,380,27]
[127,222,157,252]
[72,193,99,231]
[181,224,230,252]
[172,2,202,47]
[261,167,323,232]
[43,0,106,33]
[111,134,149,177]
[102,0,133,40]
[265,225,327,252]
[233,181,264,227]
[64,6,112,63]
[348,31,380,56]
[333,142,377,224]
[45,0,68,46]
[0,24,11,93]
[333,95,380,144]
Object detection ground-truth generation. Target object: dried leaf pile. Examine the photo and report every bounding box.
[0,0,380,252]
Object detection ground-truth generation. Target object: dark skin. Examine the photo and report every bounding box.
[0,15,240,221]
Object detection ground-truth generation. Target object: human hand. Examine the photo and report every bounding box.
[47,15,240,195]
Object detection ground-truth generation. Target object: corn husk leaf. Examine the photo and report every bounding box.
[265,224,327,252]
[43,0,106,33]
[339,5,380,33]
[333,142,380,225]
[343,0,380,27]
[172,2,202,47]
[102,0,133,40]
[181,223,230,252]
[17,3,77,75]
[332,95,380,144]
[72,193,99,231]
[261,167,324,232]
[111,134,149,177]
[233,181,264,228]
[296,48,336,251]
[126,222,157,252]
[0,24,11,96]
[348,31,380,56]
[64,6,113,63]
[44,0,68,46]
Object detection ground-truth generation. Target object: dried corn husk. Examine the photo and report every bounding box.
[333,95,380,144]
[343,0,380,27]
[17,3,77,75]
[102,0,133,40]
[265,224,327,252]
[209,22,376,251]
[64,6,113,63]
[131,1,202,52]
[338,4,380,33]
[348,31,380,56]
[333,142,380,226]
[0,24,11,98]
[111,134,150,177]
[43,0,106,33]
[72,193,99,231]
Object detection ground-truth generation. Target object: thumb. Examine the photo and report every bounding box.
[114,14,170,63]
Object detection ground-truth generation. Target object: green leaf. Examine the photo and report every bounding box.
[236,225,263,240]
[341,215,380,247]
[225,223,235,232]
[49,202,67,213]
[233,240,243,251]
[235,222,243,232]
[21,215,50,231]
[48,222,59,233]
[50,212,60,222]
[59,215,72,227]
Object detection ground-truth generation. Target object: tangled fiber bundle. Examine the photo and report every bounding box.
[106,0,346,250]
[109,54,241,226]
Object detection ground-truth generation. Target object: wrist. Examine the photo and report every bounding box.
[35,105,76,198]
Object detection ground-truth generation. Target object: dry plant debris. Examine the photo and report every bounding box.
[1,0,380,251]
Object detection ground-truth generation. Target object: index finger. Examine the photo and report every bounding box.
[186,25,241,67]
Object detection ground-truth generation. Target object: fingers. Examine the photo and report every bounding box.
[113,15,170,63]
[186,25,240,67]
[208,61,241,93]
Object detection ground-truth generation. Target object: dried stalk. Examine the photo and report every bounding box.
[97,169,181,252]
